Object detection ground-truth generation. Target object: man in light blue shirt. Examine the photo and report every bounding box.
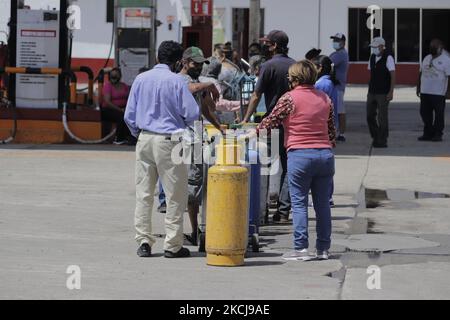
[330,33,349,142]
[124,41,200,259]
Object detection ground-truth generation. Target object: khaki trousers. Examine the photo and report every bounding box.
[134,132,188,253]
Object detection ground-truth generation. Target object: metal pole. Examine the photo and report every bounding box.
[59,0,69,109]
[113,0,119,68]
[317,0,322,49]
[249,0,261,46]
[149,0,156,67]
[9,0,18,105]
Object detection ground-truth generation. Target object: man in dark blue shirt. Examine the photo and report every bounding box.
[242,30,296,223]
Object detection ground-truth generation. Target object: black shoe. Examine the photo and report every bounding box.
[432,136,443,142]
[418,136,433,141]
[165,247,191,258]
[184,232,198,246]
[137,243,152,257]
[273,213,289,223]
[113,139,127,145]
[372,142,388,148]
[127,136,137,146]
[336,135,346,143]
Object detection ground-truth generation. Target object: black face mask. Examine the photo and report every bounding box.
[430,47,441,56]
[173,61,183,73]
[224,51,233,61]
[187,67,202,80]
[110,77,120,84]
[261,44,272,59]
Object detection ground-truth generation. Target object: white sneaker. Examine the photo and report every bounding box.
[315,250,329,260]
[113,139,127,145]
[282,249,313,261]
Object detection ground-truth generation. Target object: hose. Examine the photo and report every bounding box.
[0,96,16,144]
[62,102,117,144]
[99,23,115,77]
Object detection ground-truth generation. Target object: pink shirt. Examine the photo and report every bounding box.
[103,82,130,109]
[257,85,336,151]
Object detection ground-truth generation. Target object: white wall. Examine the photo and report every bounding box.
[0,0,11,43]
[71,0,114,59]
[261,0,319,60]
[2,0,450,60]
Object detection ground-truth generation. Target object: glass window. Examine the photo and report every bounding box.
[397,9,420,62]
[106,0,114,23]
[382,9,395,57]
[422,9,450,60]
[348,8,371,62]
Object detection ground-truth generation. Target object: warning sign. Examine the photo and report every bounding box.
[16,9,60,109]
[191,0,213,17]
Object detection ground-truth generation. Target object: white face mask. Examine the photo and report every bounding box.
[372,47,381,56]
[333,42,341,50]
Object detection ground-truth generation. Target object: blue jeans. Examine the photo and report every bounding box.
[287,149,335,251]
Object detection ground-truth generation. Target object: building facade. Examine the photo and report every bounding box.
[1,0,450,84]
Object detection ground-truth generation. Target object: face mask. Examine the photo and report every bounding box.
[261,44,273,58]
[372,48,381,56]
[187,67,202,80]
[333,42,341,50]
[430,47,442,56]
[110,77,120,84]
[173,61,183,73]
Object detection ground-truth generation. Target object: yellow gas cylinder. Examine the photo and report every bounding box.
[206,138,249,267]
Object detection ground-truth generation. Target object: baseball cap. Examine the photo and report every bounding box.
[370,37,386,47]
[183,47,210,64]
[330,33,346,42]
[260,30,289,48]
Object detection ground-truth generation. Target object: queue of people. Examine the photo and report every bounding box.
[122,30,449,261]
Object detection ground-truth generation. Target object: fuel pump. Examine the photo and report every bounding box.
[114,0,157,86]
[7,0,71,109]
[0,0,116,144]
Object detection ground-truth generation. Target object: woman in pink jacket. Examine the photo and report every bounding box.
[257,60,336,261]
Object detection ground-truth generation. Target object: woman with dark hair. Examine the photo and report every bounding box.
[305,48,322,61]
[313,55,340,207]
[313,55,340,133]
[257,60,336,261]
[102,67,133,145]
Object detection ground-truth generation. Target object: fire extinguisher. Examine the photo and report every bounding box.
[0,41,8,90]
[0,41,8,88]
[0,42,7,68]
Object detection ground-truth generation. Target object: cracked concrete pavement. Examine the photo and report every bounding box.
[0,86,449,300]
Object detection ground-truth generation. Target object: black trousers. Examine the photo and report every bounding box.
[266,127,291,218]
[278,127,291,217]
[420,94,446,138]
[101,108,131,141]
[367,93,390,145]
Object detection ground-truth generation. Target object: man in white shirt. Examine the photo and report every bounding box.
[367,37,396,148]
[417,39,450,142]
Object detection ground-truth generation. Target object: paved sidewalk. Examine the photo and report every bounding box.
[0,86,449,299]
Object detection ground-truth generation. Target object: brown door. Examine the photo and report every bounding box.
[182,16,213,56]
[232,8,265,60]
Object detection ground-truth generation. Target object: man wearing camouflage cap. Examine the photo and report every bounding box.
[179,47,223,246]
